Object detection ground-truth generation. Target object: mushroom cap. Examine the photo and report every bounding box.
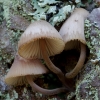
[5,55,48,86]
[64,40,80,50]
[18,20,65,59]
[73,8,89,19]
[59,8,89,50]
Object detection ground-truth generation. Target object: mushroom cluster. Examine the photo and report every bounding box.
[5,54,67,95]
[5,8,89,96]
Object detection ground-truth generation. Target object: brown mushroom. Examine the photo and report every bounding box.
[59,8,89,78]
[5,54,68,95]
[18,20,70,88]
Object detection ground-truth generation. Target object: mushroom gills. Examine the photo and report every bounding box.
[65,42,86,78]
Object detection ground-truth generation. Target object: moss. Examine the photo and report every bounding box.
[0,49,14,65]
[76,63,100,100]
[0,90,18,100]
[9,30,22,46]
[48,98,57,100]
[30,0,77,26]
[49,5,75,26]
[67,92,75,100]
[37,0,60,7]
[0,29,22,65]
[0,0,25,65]
[76,15,100,99]
[84,19,93,53]
[84,19,100,56]
[0,3,3,24]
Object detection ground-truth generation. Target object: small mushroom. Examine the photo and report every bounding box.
[5,54,68,95]
[59,8,89,78]
[18,20,69,88]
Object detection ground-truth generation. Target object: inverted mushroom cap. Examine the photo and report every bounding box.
[5,55,48,86]
[59,8,89,50]
[18,20,65,59]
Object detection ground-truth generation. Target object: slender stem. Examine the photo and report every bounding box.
[65,43,86,78]
[39,39,70,89]
[26,75,68,95]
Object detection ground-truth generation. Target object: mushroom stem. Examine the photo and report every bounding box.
[26,75,68,95]
[40,39,69,88]
[65,42,86,78]
[39,39,70,89]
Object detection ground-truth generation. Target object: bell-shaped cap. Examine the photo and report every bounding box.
[59,8,89,50]
[5,55,48,86]
[18,20,65,59]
